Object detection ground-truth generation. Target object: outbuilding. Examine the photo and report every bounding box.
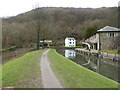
[85,26,120,51]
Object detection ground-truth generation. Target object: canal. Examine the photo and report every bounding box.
[56,49,119,83]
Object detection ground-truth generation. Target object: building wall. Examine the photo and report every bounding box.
[85,34,99,50]
[85,32,119,51]
[85,34,99,43]
[99,32,120,50]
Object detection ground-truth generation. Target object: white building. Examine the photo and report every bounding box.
[40,40,52,43]
[65,37,76,47]
[39,40,52,46]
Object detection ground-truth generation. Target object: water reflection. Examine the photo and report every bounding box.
[65,50,76,58]
[56,49,119,83]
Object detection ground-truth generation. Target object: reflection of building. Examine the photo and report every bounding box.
[65,50,76,58]
[85,26,120,50]
[65,37,76,47]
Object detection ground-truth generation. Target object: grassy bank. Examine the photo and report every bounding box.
[100,50,120,54]
[2,48,33,64]
[2,49,45,88]
[50,46,83,49]
[48,49,118,88]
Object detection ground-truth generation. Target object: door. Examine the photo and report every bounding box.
[94,43,98,50]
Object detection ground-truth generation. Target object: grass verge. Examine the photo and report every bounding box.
[100,50,120,54]
[50,46,83,49]
[48,49,118,88]
[1,49,45,88]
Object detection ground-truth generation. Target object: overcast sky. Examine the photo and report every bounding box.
[0,0,119,17]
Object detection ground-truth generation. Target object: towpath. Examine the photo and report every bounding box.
[40,49,63,88]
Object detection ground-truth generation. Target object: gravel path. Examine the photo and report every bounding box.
[40,49,63,88]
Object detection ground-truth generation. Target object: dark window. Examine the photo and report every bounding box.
[108,33,116,37]
[110,33,112,37]
[112,33,114,37]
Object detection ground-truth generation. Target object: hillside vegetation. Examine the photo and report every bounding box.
[2,7,118,48]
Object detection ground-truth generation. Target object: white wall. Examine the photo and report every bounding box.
[65,38,76,47]
[85,34,100,50]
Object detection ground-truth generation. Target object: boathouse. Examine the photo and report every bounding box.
[85,26,120,51]
[39,40,52,46]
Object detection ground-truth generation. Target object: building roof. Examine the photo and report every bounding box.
[97,26,120,32]
[65,37,75,39]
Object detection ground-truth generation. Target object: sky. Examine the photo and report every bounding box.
[0,0,119,17]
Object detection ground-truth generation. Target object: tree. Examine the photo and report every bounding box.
[84,25,98,39]
[36,21,40,50]
[2,7,118,48]
[33,4,41,50]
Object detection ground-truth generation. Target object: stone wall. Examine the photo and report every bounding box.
[99,32,120,50]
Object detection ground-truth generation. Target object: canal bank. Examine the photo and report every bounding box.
[48,49,118,88]
[56,48,119,83]
[75,48,120,61]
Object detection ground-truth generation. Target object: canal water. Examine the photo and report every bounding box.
[56,49,119,83]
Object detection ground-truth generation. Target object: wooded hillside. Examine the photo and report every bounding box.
[2,7,118,48]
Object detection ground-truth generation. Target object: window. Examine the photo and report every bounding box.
[69,42,72,44]
[108,32,117,37]
[112,33,115,37]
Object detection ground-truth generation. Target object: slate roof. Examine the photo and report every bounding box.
[97,26,120,32]
[66,37,75,39]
